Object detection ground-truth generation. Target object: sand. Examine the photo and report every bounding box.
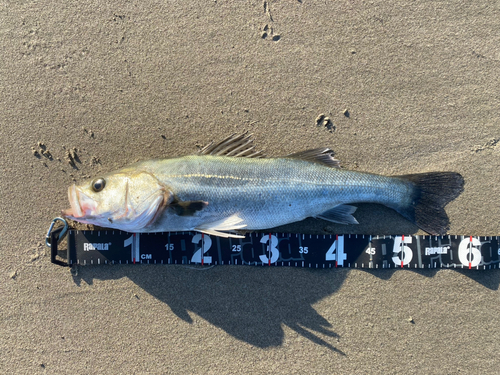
[1,0,500,373]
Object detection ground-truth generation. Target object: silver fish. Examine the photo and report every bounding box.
[62,133,464,237]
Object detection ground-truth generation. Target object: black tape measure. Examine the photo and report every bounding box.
[50,227,500,270]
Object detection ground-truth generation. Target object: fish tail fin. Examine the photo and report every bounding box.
[396,172,464,235]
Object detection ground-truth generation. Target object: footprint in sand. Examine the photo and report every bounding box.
[260,24,280,42]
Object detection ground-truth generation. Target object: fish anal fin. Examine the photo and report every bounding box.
[316,204,358,225]
[195,214,247,238]
[170,200,208,216]
[286,148,341,168]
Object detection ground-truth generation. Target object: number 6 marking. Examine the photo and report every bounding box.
[458,237,481,268]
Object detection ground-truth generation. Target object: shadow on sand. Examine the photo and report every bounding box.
[71,259,499,353]
[74,265,347,353]
[67,206,499,352]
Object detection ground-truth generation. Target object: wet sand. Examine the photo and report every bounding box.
[1,1,500,373]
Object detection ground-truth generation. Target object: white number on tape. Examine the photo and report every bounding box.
[325,236,346,266]
[458,237,482,267]
[191,234,213,264]
[392,236,413,265]
[259,235,279,264]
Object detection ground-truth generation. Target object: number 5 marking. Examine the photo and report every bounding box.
[191,233,212,264]
[392,236,413,266]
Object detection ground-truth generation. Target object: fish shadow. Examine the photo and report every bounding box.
[73,265,347,352]
[68,203,498,350]
[357,267,500,290]
[71,259,499,352]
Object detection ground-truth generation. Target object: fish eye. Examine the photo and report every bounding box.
[91,178,106,192]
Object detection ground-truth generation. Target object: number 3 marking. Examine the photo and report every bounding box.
[259,235,279,264]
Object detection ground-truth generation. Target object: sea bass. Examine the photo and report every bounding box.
[62,133,464,237]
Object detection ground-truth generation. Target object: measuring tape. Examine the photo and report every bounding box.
[48,222,500,270]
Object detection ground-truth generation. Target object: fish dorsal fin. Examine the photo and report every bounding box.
[199,132,266,158]
[286,148,341,168]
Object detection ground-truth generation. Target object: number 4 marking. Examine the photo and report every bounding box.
[326,235,346,267]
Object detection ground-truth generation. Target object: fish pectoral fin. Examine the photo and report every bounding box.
[196,229,246,239]
[316,205,359,225]
[195,214,247,238]
[170,200,208,216]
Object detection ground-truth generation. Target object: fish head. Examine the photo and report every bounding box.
[62,170,171,231]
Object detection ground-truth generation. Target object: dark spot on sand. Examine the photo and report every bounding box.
[315,114,325,126]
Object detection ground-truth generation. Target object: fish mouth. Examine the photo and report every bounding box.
[61,184,95,220]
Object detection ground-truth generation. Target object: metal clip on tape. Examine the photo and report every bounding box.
[46,217,69,267]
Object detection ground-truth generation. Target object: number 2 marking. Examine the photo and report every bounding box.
[191,233,212,264]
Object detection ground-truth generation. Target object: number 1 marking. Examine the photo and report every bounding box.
[124,234,140,263]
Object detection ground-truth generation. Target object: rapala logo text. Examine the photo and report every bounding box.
[83,242,111,251]
[425,246,450,255]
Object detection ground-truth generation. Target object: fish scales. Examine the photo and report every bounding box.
[139,155,412,231]
[62,133,464,237]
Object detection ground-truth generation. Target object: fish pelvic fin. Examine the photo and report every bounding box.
[196,229,246,239]
[195,214,247,238]
[316,204,359,225]
[396,172,464,235]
